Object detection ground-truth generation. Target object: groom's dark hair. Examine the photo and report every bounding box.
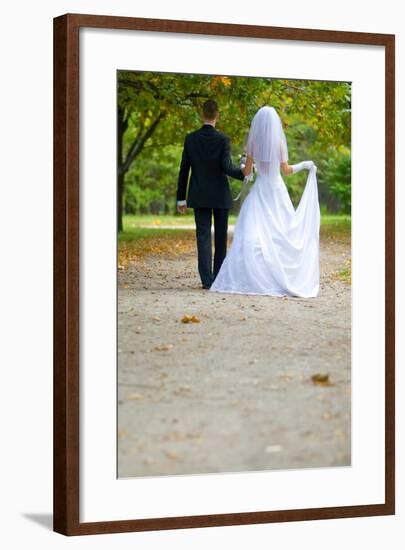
[202,99,219,120]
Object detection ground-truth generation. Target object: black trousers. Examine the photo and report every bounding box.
[193,208,229,288]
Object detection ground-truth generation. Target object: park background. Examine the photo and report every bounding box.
[117,71,351,271]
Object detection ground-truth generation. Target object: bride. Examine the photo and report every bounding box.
[210,105,320,298]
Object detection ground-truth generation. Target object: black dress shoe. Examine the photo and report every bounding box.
[202,284,211,290]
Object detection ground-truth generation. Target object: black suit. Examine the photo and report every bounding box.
[176,124,244,288]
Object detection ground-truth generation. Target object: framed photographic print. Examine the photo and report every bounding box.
[53,13,395,535]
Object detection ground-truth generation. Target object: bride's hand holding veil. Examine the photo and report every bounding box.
[291,160,316,173]
[281,160,316,175]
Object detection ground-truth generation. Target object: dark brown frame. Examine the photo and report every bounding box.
[53,13,395,536]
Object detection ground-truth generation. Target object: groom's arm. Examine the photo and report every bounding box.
[221,136,244,181]
[177,136,191,210]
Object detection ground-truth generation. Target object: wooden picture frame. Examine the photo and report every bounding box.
[53,13,395,536]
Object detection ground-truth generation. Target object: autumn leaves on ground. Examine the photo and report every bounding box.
[117,215,351,477]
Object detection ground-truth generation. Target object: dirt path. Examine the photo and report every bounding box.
[118,234,351,478]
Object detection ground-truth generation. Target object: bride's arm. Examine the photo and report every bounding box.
[281,160,315,175]
[242,155,254,177]
[280,162,293,175]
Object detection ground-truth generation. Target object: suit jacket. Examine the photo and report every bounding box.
[176,124,244,209]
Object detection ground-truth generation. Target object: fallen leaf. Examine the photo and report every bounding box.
[154,344,174,351]
[181,314,200,324]
[311,373,335,387]
[163,450,180,460]
[127,392,144,401]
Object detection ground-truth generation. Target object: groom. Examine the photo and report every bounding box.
[176,99,244,289]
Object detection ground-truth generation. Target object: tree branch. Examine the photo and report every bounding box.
[143,141,180,150]
[118,78,208,107]
[283,83,307,93]
[119,119,146,175]
[121,111,166,175]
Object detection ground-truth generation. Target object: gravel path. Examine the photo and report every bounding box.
[118,234,351,478]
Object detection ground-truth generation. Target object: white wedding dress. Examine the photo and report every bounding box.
[210,106,320,298]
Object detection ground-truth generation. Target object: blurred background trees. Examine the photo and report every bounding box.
[117,71,351,231]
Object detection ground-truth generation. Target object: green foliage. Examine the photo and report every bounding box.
[118,72,351,217]
[124,145,182,214]
[324,150,351,213]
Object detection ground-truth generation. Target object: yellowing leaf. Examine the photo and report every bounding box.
[164,450,180,460]
[127,392,145,401]
[181,314,200,324]
[154,344,174,351]
[311,373,335,387]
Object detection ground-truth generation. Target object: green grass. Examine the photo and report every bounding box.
[119,227,192,243]
[120,213,351,243]
[320,214,351,225]
[123,213,238,228]
[337,267,352,283]
[320,214,351,240]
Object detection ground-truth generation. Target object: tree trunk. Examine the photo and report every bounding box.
[117,171,124,232]
[117,109,165,232]
[117,107,126,233]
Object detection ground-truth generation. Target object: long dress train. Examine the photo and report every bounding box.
[209,162,320,298]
